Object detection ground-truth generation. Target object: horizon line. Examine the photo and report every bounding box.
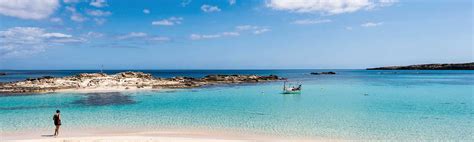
[0,68,366,71]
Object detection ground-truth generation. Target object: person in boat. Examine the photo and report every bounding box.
[53,110,61,136]
[292,85,302,91]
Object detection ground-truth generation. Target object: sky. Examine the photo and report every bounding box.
[0,0,472,70]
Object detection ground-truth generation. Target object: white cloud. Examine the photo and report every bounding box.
[189,34,200,40]
[0,27,83,57]
[190,31,240,40]
[66,6,87,22]
[292,19,331,25]
[202,34,221,38]
[83,9,111,25]
[345,26,353,30]
[378,0,398,7]
[236,25,271,35]
[83,31,104,38]
[229,0,236,5]
[86,9,112,17]
[63,0,80,3]
[181,0,192,7]
[49,38,84,43]
[0,0,59,20]
[236,25,259,31]
[116,32,171,43]
[70,13,87,22]
[90,0,108,8]
[93,18,106,25]
[266,0,397,15]
[361,22,383,27]
[42,32,72,38]
[50,17,63,23]
[143,9,150,14]
[190,34,220,40]
[152,20,173,26]
[152,17,183,26]
[118,32,148,39]
[222,32,240,36]
[201,5,221,13]
[67,7,110,24]
[65,6,76,12]
[253,28,270,34]
[149,36,170,41]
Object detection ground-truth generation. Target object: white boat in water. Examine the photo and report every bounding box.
[282,81,302,94]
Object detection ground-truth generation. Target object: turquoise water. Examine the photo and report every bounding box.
[0,70,473,140]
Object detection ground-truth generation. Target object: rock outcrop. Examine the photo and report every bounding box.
[310,72,336,75]
[0,71,281,93]
[367,62,474,70]
[0,72,6,76]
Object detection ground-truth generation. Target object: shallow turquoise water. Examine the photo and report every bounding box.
[0,70,473,140]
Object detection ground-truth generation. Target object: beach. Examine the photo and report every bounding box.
[1,0,471,141]
[3,128,327,142]
[1,70,473,141]
[9,136,247,142]
[3,130,254,142]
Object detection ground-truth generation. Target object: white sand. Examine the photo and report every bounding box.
[2,129,330,142]
[7,136,248,142]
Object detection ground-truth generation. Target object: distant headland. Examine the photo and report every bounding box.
[367,62,474,70]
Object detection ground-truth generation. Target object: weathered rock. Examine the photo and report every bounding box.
[76,73,107,78]
[260,75,279,80]
[0,72,281,94]
[117,72,153,79]
[26,76,55,81]
[310,72,336,75]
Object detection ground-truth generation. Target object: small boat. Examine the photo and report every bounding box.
[282,81,301,94]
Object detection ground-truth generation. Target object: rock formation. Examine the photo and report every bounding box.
[310,72,336,75]
[0,72,6,76]
[0,71,281,94]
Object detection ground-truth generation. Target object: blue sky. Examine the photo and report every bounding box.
[0,0,472,69]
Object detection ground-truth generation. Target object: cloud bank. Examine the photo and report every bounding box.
[152,17,183,26]
[0,27,83,57]
[0,0,59,20]
[292,19,332,25]
[361,22,383,27]
[266,0,397,15]
[201,4,221,13]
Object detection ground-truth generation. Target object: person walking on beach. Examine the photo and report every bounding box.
[53,110,61,136]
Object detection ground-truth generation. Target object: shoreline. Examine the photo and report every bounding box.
[2,128,330,142]
[0,71,281,94]
[0,81,278,96]
[52,87,160,93]
[0,87,164,96]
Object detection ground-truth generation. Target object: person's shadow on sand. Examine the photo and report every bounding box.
[41,134,55,137]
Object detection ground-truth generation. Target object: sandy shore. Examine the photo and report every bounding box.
[6,135,326,142]
[7,136,248,142]
[2,129,330,142]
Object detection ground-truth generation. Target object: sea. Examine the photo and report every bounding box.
[0,70,472,140]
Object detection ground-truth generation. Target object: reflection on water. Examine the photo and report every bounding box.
[72,92,136,106]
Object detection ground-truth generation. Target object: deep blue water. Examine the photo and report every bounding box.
[0,70,473,140]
